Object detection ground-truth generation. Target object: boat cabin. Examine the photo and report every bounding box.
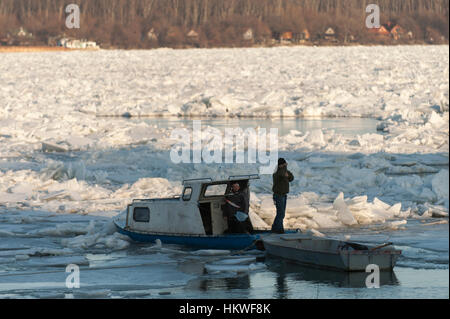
[124,175,259,236]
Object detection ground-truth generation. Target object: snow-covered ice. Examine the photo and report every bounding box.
[0,46,449,298]
[0,45,448,255]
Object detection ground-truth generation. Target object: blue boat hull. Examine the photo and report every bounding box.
[115,222,270,250]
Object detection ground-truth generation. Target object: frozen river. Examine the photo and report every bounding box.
[0,208,447,299]
[0,117,448,299]
[0,46,448,299]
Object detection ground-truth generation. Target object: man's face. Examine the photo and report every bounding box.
[231,184,240,192]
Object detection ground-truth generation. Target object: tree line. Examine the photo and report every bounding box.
[0,0,448,48]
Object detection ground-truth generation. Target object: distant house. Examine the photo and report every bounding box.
[17,27,26,37]
[243,28,254,41]
[163,26,180,40]
[187,29,199,39]
[9,27,34,45]
[424,27,444,44]
[390,25,405,40]
[0,35,12,46]
[69,39,82,48]
[369,25,391,37]
[293,29,310,43]
[85,41,99,49]
[57,38,68,47]
[271,31,280,42]
[254,26,272,44]
[301,29,310,41]
[147,28,158,41]
[185,29,200,46]
[368,23,409,41]
[47,36,59,46]
[16,27,32,38]
[324,27,336,40]
[57,38,99,49]
[280,31,293,44]
[343,32,357,43]
[369,22,405,40]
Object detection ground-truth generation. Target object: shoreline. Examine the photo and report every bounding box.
[0,43,448,53]
[0,46,98,53]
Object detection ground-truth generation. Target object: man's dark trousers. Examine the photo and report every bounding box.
[272,194,287,233]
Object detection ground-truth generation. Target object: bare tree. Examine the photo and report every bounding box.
[0,0,447,48]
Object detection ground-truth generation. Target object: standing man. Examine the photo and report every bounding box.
[272,158,294,234]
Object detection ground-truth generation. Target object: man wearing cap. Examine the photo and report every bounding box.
[272,158,294,234]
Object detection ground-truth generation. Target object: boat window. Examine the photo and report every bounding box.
[182,187,192,201]
[133,207,150,222]
[204,184,227,197]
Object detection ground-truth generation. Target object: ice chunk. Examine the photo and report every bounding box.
[386,220,407,230]
[432,170,449,207]
[428,111,446,127]
[0,192,29,203]
[305,130,325,147]
[192,250,231,256]
[419,188,437,202]
[249,211,269,229]
[0,257,15,264]
[31,223,90,237]
[387,203,403,217]
[100,234,130,250]
[421,220,448,226]
[42,142,69,153]
[212,257,256,265]
[306,229,325,237]
[333,193,357,226]
[310,213,342,229]
[345,195,368,208]
[286,205,317,218]
[74,290,110,298]
[0,230,15,237]
[373,197,391,210]
[15,254,30,261]
[301,106,323,117]
[64,136,95,150]
[258,196,276,219]
[204,262,266,273]
[61,232,130,251]
[154,239,162,248]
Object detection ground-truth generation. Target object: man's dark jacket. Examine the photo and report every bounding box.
[225,191,248,216]
[272,167,294,195]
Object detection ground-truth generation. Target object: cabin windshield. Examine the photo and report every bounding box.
[204,184,228,197]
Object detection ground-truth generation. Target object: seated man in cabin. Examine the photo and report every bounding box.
[223,182,253,234]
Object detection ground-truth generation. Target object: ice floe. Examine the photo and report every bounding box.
[0,45,447,236]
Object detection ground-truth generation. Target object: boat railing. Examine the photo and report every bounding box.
[228,174,260,181]
[132,196,181,203]
[182,177,213,185]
